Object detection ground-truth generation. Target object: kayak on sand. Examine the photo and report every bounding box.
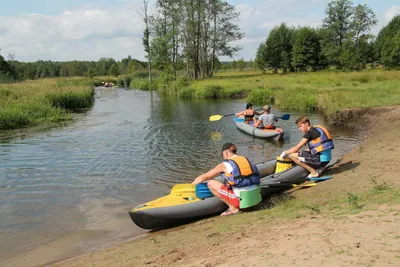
[129,158,309,229]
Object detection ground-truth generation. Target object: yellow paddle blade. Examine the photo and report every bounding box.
[171,184,195,193]
[292,183,317,188]
[170,184,196,199]
[209,115,224,121]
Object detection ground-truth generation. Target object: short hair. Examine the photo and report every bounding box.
[295,116,311,125]
[245,103,253,109]
[221,142,237,154]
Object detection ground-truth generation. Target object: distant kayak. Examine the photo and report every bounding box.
[129,158,308,229]
[234,118,283,140]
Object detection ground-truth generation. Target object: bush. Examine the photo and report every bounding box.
[201,85,224,98]
[247,88,275,105]
[46,88,94,110]
[178,87,196,99]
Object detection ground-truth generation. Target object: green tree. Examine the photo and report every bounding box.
[291,27,321,72]
[255,43,268,72]
[139,0,153,81]
[375,15,400,68]
[321,0,353,69]
[341,4,377,70]
[0,53,17,82]
[85,67,96,78]
[108,64,120,77]
[264,23,293,73]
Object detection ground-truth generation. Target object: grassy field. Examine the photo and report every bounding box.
[125,69,400,119]
[190,70,400,118]
[0,77,98,130]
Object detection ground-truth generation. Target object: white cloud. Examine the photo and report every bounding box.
[228,0,326,60]
[0,0,395,62]
[0,3,146,62]
[385,5,400,22]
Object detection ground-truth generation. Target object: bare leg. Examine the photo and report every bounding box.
[288,153,318,176]
[207,180,239,213]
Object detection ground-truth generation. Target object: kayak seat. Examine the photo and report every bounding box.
[239,185,262,209]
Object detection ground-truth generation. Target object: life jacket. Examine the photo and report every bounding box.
[222,156,260,188]
[308,125,334,154]
[264,125,276,129]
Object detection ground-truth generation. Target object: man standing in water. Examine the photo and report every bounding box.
[280,116,334,178]
[192,143,260,216]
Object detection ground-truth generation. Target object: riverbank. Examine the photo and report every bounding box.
[126,70,400,119]
[51,106,400,267]
[0,78,98,130]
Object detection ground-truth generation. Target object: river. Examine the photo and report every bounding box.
[0,87,360,266]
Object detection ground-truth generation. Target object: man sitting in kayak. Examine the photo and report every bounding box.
[192,142,260,216]
[279,116,334,178]
[235,103,261,124]
[253,105,283,133]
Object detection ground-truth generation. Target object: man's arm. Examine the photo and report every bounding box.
[192,163,226,184]
[285,138,308,154]
[254,119,262,128]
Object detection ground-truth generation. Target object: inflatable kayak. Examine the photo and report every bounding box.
[129,158,308,229]
[234,119,283,140]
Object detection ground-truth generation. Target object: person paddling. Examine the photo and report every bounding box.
[235,103,261,124]
[253,105,283,133]
[192,143,260,216]
[280,116,334,178]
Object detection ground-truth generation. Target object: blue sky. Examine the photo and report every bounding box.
[0,0,399,62]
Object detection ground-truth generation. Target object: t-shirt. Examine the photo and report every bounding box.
[257,113,276,128]
[303,128,321,141]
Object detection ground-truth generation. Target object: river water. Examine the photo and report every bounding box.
[0,87,360,266]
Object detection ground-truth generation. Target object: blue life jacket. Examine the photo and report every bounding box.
[308,125,334,155]
[222,156,260,188]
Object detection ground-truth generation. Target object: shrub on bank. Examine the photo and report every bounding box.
[46,88,94,110]
[0,78,94,130]
[130,79,159,91]
[0,98,69,130]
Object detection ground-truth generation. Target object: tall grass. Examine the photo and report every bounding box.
[186,69,400,117]
[0,78,94,130]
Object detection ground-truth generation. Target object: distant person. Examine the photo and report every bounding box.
[192,143,260,216]
[280,116,334,178]
[235,103,261,124]
[253,105,283,133]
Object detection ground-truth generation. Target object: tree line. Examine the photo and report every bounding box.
[0,54,147,82]
[255,0,400,72]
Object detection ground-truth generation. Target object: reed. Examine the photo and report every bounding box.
[0,78,94,130]
[187,69,400,116]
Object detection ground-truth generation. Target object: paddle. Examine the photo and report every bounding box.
[233,113,291,123]
[170,183,214,199]
[196,183,213,198]
[307,175,332,181]
[209,108,265,122]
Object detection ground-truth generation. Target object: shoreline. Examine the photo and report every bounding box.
[47,106,400,267]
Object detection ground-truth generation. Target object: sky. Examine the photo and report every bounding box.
[0,0,399,62]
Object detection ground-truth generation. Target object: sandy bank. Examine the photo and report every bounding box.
[47,106,400,266]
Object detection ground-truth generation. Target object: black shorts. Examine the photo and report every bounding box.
[298,151,329,168]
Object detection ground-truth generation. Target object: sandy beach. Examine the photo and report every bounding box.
[15,106,400,267]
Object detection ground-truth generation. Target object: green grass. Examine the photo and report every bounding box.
[177,69,400,117]
[0,77,95,130]
[126,69,400,118]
